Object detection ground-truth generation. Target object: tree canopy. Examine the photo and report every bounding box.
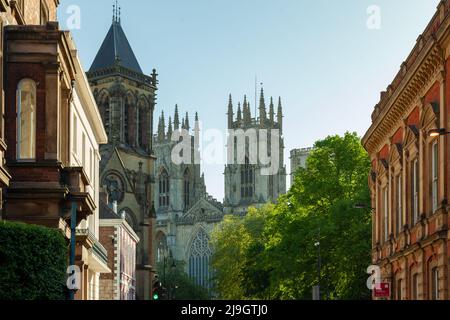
[211,132,372,300]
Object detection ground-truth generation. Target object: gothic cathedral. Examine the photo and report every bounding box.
[224,89,287,215]
[153,106,223,292]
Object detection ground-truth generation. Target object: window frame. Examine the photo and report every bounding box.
[396,174,402,234]
[16,78,37,161]
[412,159,419,224]
[383,186,389,242]
[431,141,438,213]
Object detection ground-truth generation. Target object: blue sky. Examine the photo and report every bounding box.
[58,0,439,200]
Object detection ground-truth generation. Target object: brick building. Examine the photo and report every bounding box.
[1,1,111,300]
[362,0,450,300]
[98,199,139,300]
[0,1,59,216]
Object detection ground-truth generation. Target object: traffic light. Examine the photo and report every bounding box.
[152,279,163,300]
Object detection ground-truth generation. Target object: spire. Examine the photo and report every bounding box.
[237,102,242,124]
[181,116,185,130]
[227,94,234,129]
[174,104,180,130]
[259,87,267,127]
[157,114,163,142]
[167,116,173,139]
[90,2,143,73]
[185,112,190,131]
[195,112,199,122]
[158,111,166,141]
[269,96,275,126]
[243,95,251,125]
[277,97,283,133]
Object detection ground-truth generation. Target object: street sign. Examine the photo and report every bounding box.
[373,283,390,298]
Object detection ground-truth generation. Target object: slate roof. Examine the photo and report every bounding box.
[89,21,143,74]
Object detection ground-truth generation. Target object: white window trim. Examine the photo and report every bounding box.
[431,141,438,213]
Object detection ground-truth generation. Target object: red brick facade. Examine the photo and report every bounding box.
[363,1,450,300]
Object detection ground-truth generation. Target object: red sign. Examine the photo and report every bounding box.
[373,283,390,298]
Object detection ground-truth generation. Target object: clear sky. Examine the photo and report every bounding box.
[58,0,439,201]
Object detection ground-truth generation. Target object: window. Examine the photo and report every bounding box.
[122,104,128,143]
[431,142,438,213]
[73,115,78,154]
[241,157,254,199]
[138,107,146,148]
[89,149,93,178]
[383,187,388,242]
[40,0,49,24]
[158,169,170,208]
[412,159,419,224]
[412,273,419,300]
[396,279,402,300]
[183,169,190,211]
[431,267,439,300]
[396,174,402,233]
[82,133,86,167]
[188,229,212,291]
[16,79,36,160]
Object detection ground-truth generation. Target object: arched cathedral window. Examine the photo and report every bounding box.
[137,104,146,149]
[159,169,170,208]
[188,229,212,290]
[124,95,136,146]
[241,157,254,199]
[98,92,111,135]
[16,79,36,160]
[183,169,190,211]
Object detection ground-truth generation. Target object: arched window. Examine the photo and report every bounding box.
[183,169,190,211]
[241,157,254,199]
[156,232,167,263]
[159,169,170,208]
[16,79,36,160]
[188,229,212,290]
[137,104,146,149]
[98,92,110,136]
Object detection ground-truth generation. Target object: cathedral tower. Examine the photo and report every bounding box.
[153,107,223,292]
[224,88,287,215]
[86,5,157,300]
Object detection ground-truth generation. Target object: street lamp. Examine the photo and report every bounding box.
[428,128,450,137]
[313,228,321,301]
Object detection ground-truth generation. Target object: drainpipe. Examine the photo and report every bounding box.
[68,201,77,300]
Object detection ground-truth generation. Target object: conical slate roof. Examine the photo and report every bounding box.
[89,21,143,74]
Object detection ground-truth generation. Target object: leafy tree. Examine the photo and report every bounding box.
[156,260,210,300]
[211,132,372,300]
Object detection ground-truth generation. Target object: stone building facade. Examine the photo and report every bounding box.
[0,1,59,217]
[224,90,287,215]
[87,13,158,300]
[153,106,223,291]
[2,14,110,300]
[290,147,312,186]
[362,0,450,300]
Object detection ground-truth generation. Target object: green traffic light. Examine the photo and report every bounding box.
[153,293,159,300]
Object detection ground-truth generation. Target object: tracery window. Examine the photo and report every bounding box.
[240,157,254,199]
[188,229,212,290]
[159,169,170,208]
[183,169,190,211]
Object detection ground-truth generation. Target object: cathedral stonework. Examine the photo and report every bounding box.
[87,15,157,300]
[224,89,287,215]
[153,106,223,292]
